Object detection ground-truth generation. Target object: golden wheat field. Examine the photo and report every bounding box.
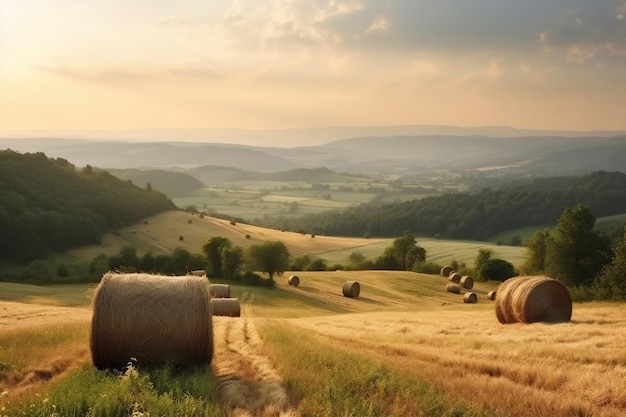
[2,271,626,416]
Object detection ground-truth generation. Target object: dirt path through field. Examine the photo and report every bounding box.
[212,315,297,417]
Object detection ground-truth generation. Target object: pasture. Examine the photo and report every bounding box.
[65,210,527,269]
[1,271,625,417]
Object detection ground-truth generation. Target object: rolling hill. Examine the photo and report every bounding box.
[65,210,527,268]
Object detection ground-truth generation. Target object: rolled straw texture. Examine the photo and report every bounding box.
[90,273,213,369]
[460,275,474,289]
[342,281,360,298]
[440,266,453,277]
[209,283,231,298]
[448,272,462,283]
[495,276,572,324]
[288,275,300,287]
[210,298,241,317]
[446,283,461,294]
[463,292,478,304]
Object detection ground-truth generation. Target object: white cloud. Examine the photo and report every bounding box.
[365,15,389,33]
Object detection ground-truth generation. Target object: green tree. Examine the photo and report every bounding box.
[221,246,245,281]
[305,258,328,271]
[545,205,612,286]
[474,249,494,281]
[201,237,231,278]
[290,255,312,271]
[481,258,516,282]
[348,252,369,270]
[391,231,426,271]
[520,230,550,275]
[594,227,626,300]
[247,241,290,282]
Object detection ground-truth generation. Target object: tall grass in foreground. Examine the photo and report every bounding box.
[2,362,225,417]
[260,321,494,417]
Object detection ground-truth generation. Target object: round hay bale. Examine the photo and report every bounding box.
[446,283,461,294]
[448,272,462,283]
[460,275,474,289]
[463,292,478,304]
[486,290,497,301]
[440,266,453,277]
[288,275,300,287]
[209,283,230,298]
[495,276,572,324]
[495,276,534,324]
[189,269,206,277]
[90,273,213,370]
[210,298,241,317]
[342,281,360,298]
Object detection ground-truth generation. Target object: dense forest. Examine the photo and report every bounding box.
[267,171,626,239]
[0,150,176,263]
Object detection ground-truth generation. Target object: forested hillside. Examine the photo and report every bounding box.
[269,171,626,240]
[0,150,176,263]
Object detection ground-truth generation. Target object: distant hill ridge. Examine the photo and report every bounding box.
[1,133,625,175]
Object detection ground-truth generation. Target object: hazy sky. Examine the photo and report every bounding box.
[1,0,625,132]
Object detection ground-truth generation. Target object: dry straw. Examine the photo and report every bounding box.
[487,290,497,301]
[209,283,231,298]
[448,272,462,283]
[210,298,241,317]
[288,275,300,287]
[463,292,478,303]
[460,275,474,289]
[440,266,453,277]
[446,283,461,294]
[90,272,213,370]
[342,281,360,298]
[495,275,572,324]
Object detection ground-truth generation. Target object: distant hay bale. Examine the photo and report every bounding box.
[463,292,478,304]
[448,272,462,283]
[495,276,572,324]
[440,266,453,277]
[190,270,206,277]
[288,275,300,287]
[487,290,497,301]
[446,283,461,294]
[90,273,213,370]
[209,284,230,298]
[342,281,360,298]
[210,298,241,317]
[460,275,474,289]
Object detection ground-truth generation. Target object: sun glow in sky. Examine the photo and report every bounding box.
[1,0,625,133]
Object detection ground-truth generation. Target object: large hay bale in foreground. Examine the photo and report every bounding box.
[210,298,241,317]
[486,290,497,301]
[448,272,462,283]
[209,283,230,298]
[463,292,478,304]
[90,273,213,369]
[342,281,360,298]
[460,275,474,289]
[288,275,300,287]
[446,283,461,294]
[495,276,572,324]
[440,266,453,277]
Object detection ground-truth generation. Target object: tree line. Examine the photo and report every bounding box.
[263,171,626,240]
[0,150,176,263]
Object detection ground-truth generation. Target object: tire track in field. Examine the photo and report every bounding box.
[212,316,298,417]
